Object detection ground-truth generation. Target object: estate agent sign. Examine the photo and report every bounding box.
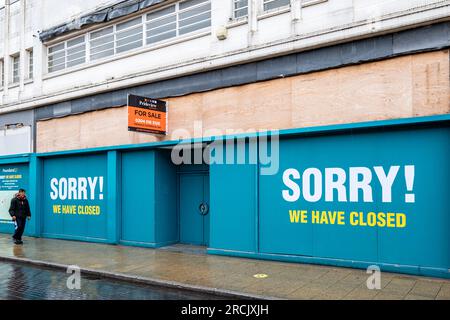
[127,94,168,135]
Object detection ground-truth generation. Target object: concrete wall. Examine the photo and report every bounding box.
[36,50,450,153]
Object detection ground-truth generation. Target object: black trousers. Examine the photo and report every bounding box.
[13,217,26,241]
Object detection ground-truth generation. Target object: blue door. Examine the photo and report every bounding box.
[179,173,210,246]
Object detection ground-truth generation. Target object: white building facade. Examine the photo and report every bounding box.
[0,0,450,153]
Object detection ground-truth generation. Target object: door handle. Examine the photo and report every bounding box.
[199,203,209,216]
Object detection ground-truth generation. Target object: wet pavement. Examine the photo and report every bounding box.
[0,234,449,300]
[0,261,223,300]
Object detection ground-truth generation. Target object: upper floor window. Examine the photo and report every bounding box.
[146,6,176,44]
[11,54,20,84]
[27,49,33,80]
[263,0,290,12]
[0,60,4,88]
[178,0,211,35]
[47,0,212,74]
[146,0,211,44]
[233,0,248,19]
[90,27,115,61]
[48,36,86,73]
[116,17,144,53]
[90,16,144,61]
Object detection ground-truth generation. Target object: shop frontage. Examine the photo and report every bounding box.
[0,115,448,278]
[23,40,449,268]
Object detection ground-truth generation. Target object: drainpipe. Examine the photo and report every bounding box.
[32,0,43,97]
[291,0,302,36]
[248,0,258,46]
[32,0,44,153]
[19,0,26,96]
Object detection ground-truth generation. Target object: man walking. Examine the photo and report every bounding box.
[9,189,31,245]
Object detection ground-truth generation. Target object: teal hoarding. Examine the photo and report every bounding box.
[258,126,450,272]
[0,116,448,278]
[209,124,450,277]
[42,154,108,241]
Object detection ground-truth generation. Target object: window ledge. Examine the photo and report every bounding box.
[227,17,248,29]
[43,30,211,81]
[8,83,20,89]
[302,0,328,8]
[258,6,291,21]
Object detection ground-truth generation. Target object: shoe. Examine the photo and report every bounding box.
[13,240,23,245]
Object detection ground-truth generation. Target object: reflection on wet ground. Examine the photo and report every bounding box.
[0,261,224,300]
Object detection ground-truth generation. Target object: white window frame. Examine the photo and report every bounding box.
[89,25,115,62]
[26,48,33,80]
[145,4,177,45]
[47,42,66,73]
[177,0,211,36]
[302,0,328,7]
[11,54,20,84]
[48,35,86,73]
[232,0,248,19]
[262,0,291,13]
[47,0,212,74]
[0,59,4,88]
[145,0,211,45]
[89,15,144,62]
[115,16,144,54]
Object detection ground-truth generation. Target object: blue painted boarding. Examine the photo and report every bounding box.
[209,125,450,279]
[0,114,448,278]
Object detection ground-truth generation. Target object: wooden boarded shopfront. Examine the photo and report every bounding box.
[37,50,450,153]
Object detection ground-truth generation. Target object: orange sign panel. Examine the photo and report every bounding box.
[127,94,168,135]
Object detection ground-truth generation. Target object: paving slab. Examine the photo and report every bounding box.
[342,288,379,300]
[0,234,449,300]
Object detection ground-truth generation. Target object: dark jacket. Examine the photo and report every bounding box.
[9,196,31,219]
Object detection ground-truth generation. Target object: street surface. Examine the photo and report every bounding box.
[0,261,221,300]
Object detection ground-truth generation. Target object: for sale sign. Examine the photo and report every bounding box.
[127,94,168,135]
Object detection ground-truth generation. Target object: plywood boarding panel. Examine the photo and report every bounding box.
[37,50,450,153]
[291,53,414,126]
